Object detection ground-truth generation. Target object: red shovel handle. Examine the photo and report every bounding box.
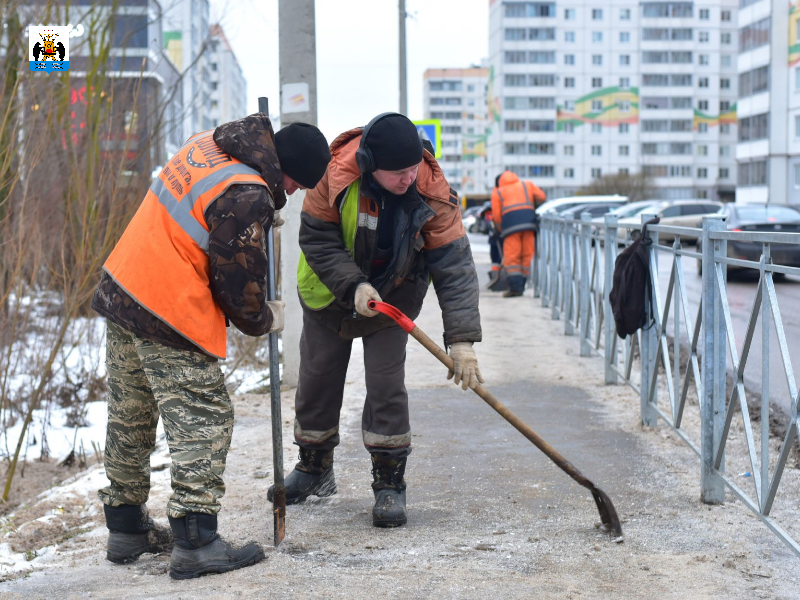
[368,300,416,333]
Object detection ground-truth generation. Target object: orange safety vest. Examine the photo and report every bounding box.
[104,131,268,359]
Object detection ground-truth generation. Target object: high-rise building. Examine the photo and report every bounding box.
[737,0,799,204]
[162,0,212,140]
[423,66,491,195]
[488,0,738,200]
[208,24,247,127]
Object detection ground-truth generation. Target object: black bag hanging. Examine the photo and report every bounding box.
[609,218,660,339]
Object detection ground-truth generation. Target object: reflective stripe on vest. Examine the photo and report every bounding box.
[497,182,532,217]
[103,131,268,358]
[297,180,361,310]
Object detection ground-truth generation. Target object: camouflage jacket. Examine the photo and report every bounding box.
[91,113,287,357]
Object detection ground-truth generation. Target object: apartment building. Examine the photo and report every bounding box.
[208,25,247,127]
[423,67,491,195]
[737,0,799,204]
[487,0,738,200]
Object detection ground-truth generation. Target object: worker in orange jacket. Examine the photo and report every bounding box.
[490,171,546,297]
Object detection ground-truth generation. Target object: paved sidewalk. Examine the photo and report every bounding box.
[3,237,797,599]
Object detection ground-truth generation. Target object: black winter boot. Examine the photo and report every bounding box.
[168,513,265,580]
[371,454,407,528]
[267,448,336,505]
[103,504,173,564]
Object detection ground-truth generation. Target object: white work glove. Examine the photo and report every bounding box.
[271,210,285,228]
[354,283,382,317]
[266,301,285,334]
[447,342,484,390]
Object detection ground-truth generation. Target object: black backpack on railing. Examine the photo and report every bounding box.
[609,218,659,339]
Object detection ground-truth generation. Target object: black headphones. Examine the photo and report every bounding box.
[355,112,399,174]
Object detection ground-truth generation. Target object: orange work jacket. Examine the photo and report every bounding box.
[104,131,268,359]
[491,171,546,236]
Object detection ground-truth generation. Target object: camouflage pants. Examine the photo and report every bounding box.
[98,321,233,518]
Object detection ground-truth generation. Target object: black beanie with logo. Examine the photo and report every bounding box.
[365,114,423,171]
[275,123,331,189]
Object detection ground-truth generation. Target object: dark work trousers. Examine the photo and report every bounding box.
[294,309,411,458]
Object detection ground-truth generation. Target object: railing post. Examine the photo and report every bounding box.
[604,214,619,384]
[640,213,659,427]
[551,219,561,320]
[541,217,550,308]
[564,220,574,335]
[533,223,540,298]
[579,213,592,356]
[701,215,726,503]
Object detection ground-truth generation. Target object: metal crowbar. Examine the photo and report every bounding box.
[368,300,623,537]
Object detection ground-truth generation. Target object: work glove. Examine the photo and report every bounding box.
[354,283,381,317]
[266,301,285,334]
[271,210,285,229]
[447,342,484,390]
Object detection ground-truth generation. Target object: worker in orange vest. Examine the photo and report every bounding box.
[490,171,546,297]
[90,113,331,579]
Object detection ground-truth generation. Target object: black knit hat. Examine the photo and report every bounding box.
[366,114,423,171]
[275,123,331,189]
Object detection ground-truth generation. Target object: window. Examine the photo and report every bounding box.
[796,115,800,138]
[699,31,709,43]
[698,123,708,133]
[591,145,602,155]
[505,120,526,132]
[619,145,629,156]
[720,123,731,134]
[592,100,603,111]
[671,97,692,109]
[620,55,630,66]
[620,8,631,20]
[563,122,575,133]
[642,97,669,109]
[699,54,709,66]
[619,123,630,134]
[739,18,770,53]
[739,113,769,142]
[591,123,602,133]
[504,74,527,87]
[505,51,527,64]
[720,78,730,89]
[721,55,732,68]
[592,78,603,88]
[738,160,768,186]
[591,168,602,179]
[697,168,708,179]
[699,8,709,19]
[620,77,630,88]
[564,145,575,155]
[592,8,603,20]
[564,168,575,178]
[672,74,692,86]
[719,168,729,179]
[619,168,630,175]
[720,146,730,157]
[529,97,556,109]
[504,2,557,17]
[642,3,693,18]
[720,100,731,112]
[642,119,668,132]
[565,31,575,42]
[721,32,731,44]
[565,77,575,88]
[505,28,526,40]
[528,166,554,177]
[529,120,556,132]
[697,145,708,156]
[592,31,603,42]
[721,9,731,21]
[429,81,463,91]
[565,8,575,20]
[642,51,669,64]
[698,100,709,110]
[620,31,630,42]
[530,74,556,86]
[796,68,800,91]
[593,55,603,65]
[565,54,575,65]
[443,126,461,133]
[210,62,218,71]
[672,51,692,64]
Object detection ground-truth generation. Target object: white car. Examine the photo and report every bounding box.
[537,195,628,216]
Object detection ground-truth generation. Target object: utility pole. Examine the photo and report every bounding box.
[278,0,318,388]
[399,0,408,115]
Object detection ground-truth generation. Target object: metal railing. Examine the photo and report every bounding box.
[534,211,800,557]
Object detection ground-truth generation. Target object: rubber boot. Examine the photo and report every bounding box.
[104,504,173,564]
[371,454,407,528]
[168,513,265,580]
[267,448,336,505]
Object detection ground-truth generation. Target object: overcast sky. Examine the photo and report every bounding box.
[209,0,490,144]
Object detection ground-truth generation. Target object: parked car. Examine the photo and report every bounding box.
[462,205,483,233]
[590,199,664,225]
[472,200,492,234]
[559,201,625,220]
[617,199,723,243]
[697,204,800,275]
[536,195,628,216]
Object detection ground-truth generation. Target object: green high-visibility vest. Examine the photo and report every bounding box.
[297,180,361,310]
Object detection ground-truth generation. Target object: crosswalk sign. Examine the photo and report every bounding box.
[412,119,442,159]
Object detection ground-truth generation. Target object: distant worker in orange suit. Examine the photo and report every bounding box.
[490,171,546,297]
